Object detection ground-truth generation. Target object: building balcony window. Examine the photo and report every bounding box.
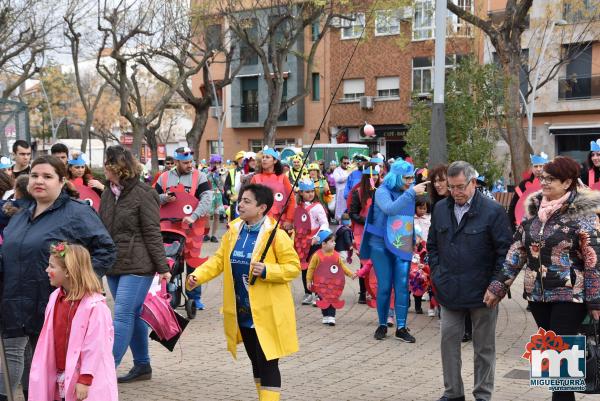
[240,103,259,122]
[558,74,600,100]
[563,0,599,23]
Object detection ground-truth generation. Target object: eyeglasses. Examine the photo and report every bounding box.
[448,181,472,192]
[539,175,557,184]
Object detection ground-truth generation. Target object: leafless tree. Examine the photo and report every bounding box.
[96,0,185,169]
[135,0,243,161]
[64,0,108,153]
[220,0,341,146]
[0,0,59,154]
[447,0,600,179]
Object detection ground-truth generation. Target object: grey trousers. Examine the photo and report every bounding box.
[441,305,498,401]
[0,336,35,396]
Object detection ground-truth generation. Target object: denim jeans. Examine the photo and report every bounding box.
[107,274,154,367]
[0,335,35,396]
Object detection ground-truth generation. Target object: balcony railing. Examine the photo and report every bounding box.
[240,103,259,123]
[558,74,600,100]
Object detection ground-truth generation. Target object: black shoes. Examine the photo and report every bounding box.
[358,293,367,304]
[210,236,218,243]
[415,306,423,314]
[374,325,388,340]
[436,396,465,401]
[462,332,472,342]
[118,363,152,383]
[203,234,210,242]
[395,327,416,343]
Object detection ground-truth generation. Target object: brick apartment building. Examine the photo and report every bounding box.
[195,0,600,165]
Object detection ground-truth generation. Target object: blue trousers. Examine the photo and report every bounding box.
[107,274,154,367]
[369,240,410,328]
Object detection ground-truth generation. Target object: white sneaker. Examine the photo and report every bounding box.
[428,308,436,317]
[311,294,318,307]
[328,316,336,326]
[302,293,312,305]
[322,317,329,324]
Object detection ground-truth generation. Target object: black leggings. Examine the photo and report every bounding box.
[239,327,281,389]
[528,302,588,401]
[301,270,310,294]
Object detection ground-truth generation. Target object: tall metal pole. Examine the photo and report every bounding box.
[39,80,57,143]
[206,65,223,158]
[429,0,448,166]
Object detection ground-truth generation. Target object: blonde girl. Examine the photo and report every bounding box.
[29,243,118,401]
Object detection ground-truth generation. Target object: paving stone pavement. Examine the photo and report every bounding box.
[17,226,594,401]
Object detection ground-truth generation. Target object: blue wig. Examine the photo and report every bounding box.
[382,159,415,191]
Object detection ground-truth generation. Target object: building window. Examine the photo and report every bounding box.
[274,139,296,150]
[206,24,222,52]
[311,19,320,41]
[241,77,259,123]
[412,57,433,95]
[312,73,320,101]
[249,139,263,153]
[341,13,365,40]
[239,19,258,65]
[564,0,598,23]
[413,0,434,40]
[559,44,593,100]
[207,140,219,156]
[278,79,288,122]
[375,10,401,36]
[268,15,288,64]
[342,78,365,100]
[447,0,473,37]
[376,76,400,98]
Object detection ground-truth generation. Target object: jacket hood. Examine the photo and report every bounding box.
[525,188,600,219]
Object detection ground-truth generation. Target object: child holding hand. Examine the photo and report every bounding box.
[29,242,117,401]
[307,229,356,326]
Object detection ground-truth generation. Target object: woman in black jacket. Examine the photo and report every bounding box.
[348,169,380,304]
[0,155,115,400]
[99,145,170,383]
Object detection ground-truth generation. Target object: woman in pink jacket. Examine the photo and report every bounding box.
[29,242,118,401]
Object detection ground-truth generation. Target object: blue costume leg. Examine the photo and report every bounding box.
[370,242,393,327]
[393,259,411,328]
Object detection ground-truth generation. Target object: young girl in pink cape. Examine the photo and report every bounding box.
[29,242,118,401]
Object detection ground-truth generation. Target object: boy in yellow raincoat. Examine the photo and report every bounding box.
[187,183,300,401]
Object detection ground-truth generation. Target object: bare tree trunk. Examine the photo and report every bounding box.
[186,102,210,159]
[263,79,283,146]
[146,127,159,172]
[131,122,144,158]
[503,53,532,181]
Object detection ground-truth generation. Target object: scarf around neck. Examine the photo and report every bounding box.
[538,191,570,223]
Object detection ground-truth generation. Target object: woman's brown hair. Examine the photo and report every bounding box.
[358,170,379,208]
[543,156,581,192]
[0,170,13,199]
[104,145,141,181]
[428,164,448,207]
[31,155,79,198]
[50,243,103,301]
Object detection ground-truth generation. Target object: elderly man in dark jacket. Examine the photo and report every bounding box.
[427,161,512,401]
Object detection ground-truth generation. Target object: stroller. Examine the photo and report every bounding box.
[158,187,209,320]
[162,228,196,319]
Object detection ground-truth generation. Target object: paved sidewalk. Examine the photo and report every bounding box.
[12,226,588,401]
[108,227,595,401]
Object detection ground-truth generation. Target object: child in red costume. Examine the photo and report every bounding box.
[294,179,329,306]
[307,229,356,326]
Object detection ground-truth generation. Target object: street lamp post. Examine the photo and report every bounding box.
[429,0,448,166]
[39,79,57,143]
[527,19,567,144]
[206,64,224,158]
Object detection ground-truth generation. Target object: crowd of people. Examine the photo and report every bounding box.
[0,138,598,401]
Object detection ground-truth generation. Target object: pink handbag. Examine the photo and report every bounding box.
[140,278,181,341]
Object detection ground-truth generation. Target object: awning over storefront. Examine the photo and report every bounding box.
[549,123,600,134]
